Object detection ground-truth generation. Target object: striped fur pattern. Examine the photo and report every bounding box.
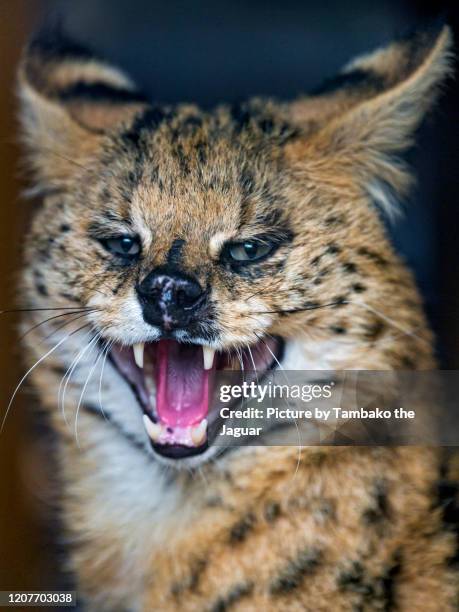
[16,23,458,610]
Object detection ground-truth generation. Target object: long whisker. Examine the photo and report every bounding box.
[229,348,239,370]
[245,287,271,302]
[19,309,97,341]
[43,311,94,342]
[250,301,345,316]
[236,347,244,372]
[247,344,259,386]
[74,333,105,448]
[88,286,112,299]
[59,332,98,429]
[1,322,91,433]
[197,466,210,491]
[347,299,431,345]
[37,146,91,172]
[236,346,248,391]
[254,332,285,374]
[251,297,428,346]
[254,332,303,483]
[1,306,95,315]
[98,339,114,422]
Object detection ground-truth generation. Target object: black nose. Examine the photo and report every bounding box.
[137,266,206,330]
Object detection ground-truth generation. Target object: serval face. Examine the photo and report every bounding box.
[19,25,450,466]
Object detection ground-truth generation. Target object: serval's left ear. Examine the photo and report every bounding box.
[286,25,453,215]
[18,24,149,191]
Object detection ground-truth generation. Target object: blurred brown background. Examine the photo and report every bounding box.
[0,1,48,592]
[0,0,458,595]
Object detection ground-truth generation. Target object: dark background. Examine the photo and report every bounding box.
[0,0,458,592]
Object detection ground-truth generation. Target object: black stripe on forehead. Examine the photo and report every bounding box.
[230,101,298,141]
[166,239,186,266]
[121,106,175,146]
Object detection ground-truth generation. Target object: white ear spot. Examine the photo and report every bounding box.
[366,180,403,222]
[209,231,233,258]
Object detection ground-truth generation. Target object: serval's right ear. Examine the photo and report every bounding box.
[18,24,149,191]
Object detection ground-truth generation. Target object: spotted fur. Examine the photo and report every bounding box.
[17,22,458,611]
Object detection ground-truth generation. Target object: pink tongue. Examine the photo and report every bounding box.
[155,340,211,428]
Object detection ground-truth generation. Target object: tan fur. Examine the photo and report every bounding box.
[17,24,457,611]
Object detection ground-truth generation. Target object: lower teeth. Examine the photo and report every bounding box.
[142,414,208,448]
[143,414,162,442]
[190,419,207,446]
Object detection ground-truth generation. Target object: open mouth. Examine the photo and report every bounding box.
[109,337,283,460]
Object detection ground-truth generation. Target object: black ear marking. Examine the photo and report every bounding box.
[58,81,148,105]
[21,19,149,136]
[313,68,386,97]
[288,24,452,218]
[121,107,174,145]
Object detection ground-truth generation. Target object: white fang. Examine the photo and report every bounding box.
[133,342,144,368]
[203,346,215,370]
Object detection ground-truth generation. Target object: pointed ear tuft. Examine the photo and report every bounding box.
[287,24,454,216]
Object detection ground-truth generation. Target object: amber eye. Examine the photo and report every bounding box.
[103,235,141,259]
[226,240,274,263]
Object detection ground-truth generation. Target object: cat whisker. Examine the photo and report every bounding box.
[39,146,91,172]
[59,331,98,430]
[197,466,210,491]
[247,297,428,347]
[19,308,98,341]
[74,333,106,448]
[98,339,114,422]
[254,331,303,483]
[250,301,346,316]
[347,299,431,345]
[245,288,271,302]
[43,311,96,342]
[246,344,259,386]
[1,306,96,315]
[1,322,91,434]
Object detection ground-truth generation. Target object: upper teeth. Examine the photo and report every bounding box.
[133,342,144,368]
[203,346,215,370]
[134,342,214,371]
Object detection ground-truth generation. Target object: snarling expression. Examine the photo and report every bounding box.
[19,26,450,464]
